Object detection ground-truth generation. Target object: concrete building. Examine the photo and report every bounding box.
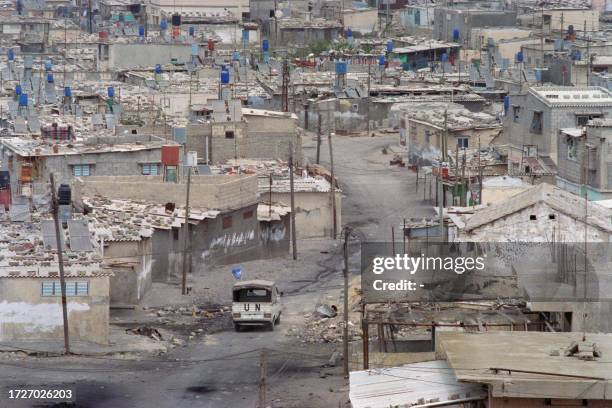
[542,8,600,33]
[75,174,290,282]
[437,331,612,407]
[405,107,502,165]
[457,183,612,242]
[0,133,180,191]
[0,216,111,344]
[341,7,378,34]
[276,18,342,47]
[557,119,612,200]
[185,108,302,164]
[505,86,612,171]
[433,7,517,43]
[398,5,434,33]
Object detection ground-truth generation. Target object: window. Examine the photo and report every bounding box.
[223,216,232,229]
[567,137,577,161]
[243,210,253,219]
[549,214,556,220]
[41,281,89,297]
[513,106,521,122]
[73,164,91,177]
[457,137,469,149]
[529,215,537,220]
[530,111,543,134]
[141,163,160,175]
[576,114,602,126]
[225,130,235,139]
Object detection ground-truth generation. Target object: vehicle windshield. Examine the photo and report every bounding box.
[233,288,272,302]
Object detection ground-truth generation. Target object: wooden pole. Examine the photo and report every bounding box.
[259,348,267,408]
[50,173,70,354]
[328,130,337,239]
[289,141,297,260]
[181,167,192,295]
[343,227,350,378]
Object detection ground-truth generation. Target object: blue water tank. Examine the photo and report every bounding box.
[7,49,14,61]
[64,86,72,97]
[535,69,542,82]
[191,43,199,56]
[242,29,249,42]
[19,93,28,107]
[452,28,460,41]
[262,39,269,52]
[15,84,22,96]
[155,64,162,74]
[378,55,386,66]
[347,27,353,38]
[335,61,348,74]
[139,25,145,37]
[503,95,510,115]
[189,26,195,37]
[232,51,240,61]
[47,73,54,83]
[44,60,52,71]
[107,86,115,98]
[574,50,582,61]
[386,40,393,53]
[220,70,230,84]
[516,51,524,63]
[160,19,168,30]
[441,53,448,62]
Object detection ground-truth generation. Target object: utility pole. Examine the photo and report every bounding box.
[478,137,483,205]
[328,130,337,239]
[259,348,267,408]
[289,141,297,260]
[343,227,350,378]
[181,167,192,295]
[281,58,289,112]
[50,173,70,355]
[316,114,322,164]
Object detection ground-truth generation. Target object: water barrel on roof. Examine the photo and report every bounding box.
[242,29,249,42]
[503,95,510,115]
[58,184,71,205]
[220,69,230,84]
[386,40,393,53]
[335,61,347,74]
[347,27,353,38]
[15,84,22,96]
[107,86,115,98]
[7,49,15,61]
[0,171,10,188]
[155,64,162,74]
[19,93,28,107]
[262,39,269,52]
[189,26,195,37]
[516,51,524,63]
[378,55,386,66]
[47,73,54,83]
[64,86,72,97]
[139,25,145,37]
[452,28,460,41]
[160,19,168,30]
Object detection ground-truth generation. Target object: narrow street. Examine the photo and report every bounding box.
[0,135,433,408]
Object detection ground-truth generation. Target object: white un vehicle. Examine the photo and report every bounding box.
[232,280,282,331]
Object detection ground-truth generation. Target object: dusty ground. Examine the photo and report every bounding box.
[0,134,433,408]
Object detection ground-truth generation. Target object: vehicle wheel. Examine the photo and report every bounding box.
[234,324,241,332]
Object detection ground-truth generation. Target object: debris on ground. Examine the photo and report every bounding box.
[127,326,163,341]
[316,304,338,318]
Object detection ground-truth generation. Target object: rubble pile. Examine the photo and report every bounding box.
[288,307,361,344]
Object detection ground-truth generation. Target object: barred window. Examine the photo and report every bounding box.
[41,281,89,297]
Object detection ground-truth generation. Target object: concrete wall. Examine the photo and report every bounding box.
[185,117,302,164]
[74,174,259,211]
[271,191,341,239]
[342,8,378,34]
[434,8,517,42]
[107,43,195,69]
[544,9,600,32]
[104,239,153,305]
[0,276,110,344]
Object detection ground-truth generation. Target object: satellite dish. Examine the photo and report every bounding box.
[275,9,283,19]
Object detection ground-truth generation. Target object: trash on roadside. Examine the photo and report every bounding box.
[127,326,163,341]
[316,304,338,318]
